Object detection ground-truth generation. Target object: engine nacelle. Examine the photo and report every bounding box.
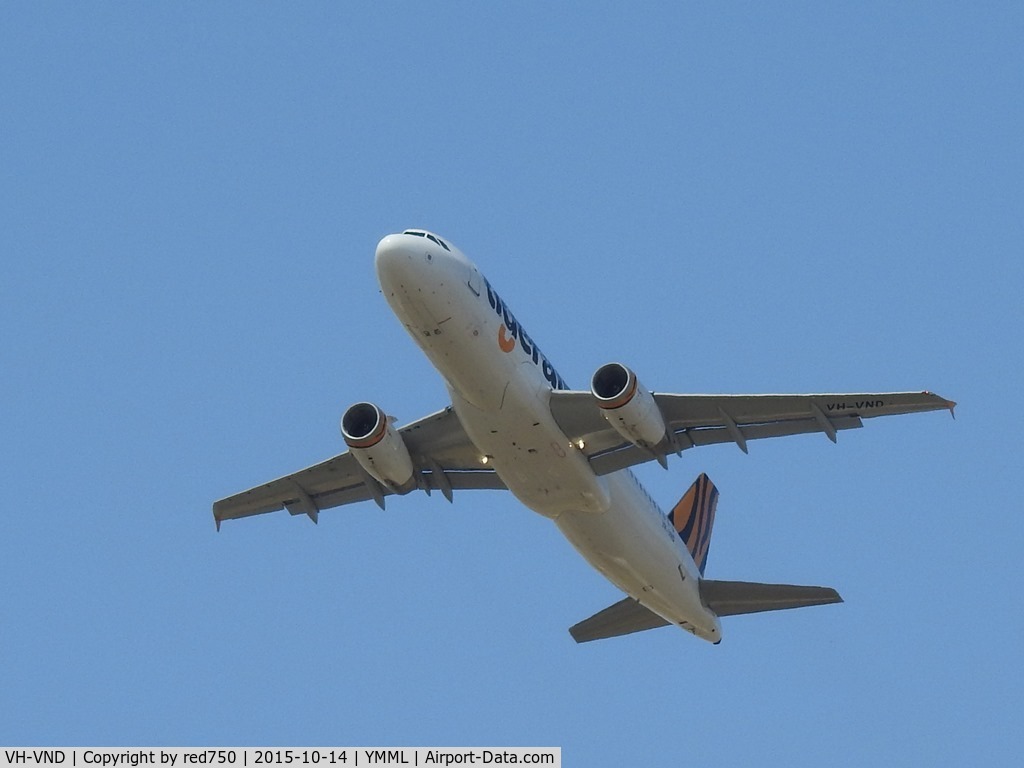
[591,363,669,450]
[341,402,416,492]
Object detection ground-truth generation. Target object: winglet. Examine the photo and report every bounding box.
[923,391,956,419]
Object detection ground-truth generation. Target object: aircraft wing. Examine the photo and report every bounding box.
[549,390,956,475]
[212,407,503,529]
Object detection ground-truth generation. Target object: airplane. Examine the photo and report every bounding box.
[213,229,955,644]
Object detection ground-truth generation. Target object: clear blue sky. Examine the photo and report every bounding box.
[2,3,1021,764]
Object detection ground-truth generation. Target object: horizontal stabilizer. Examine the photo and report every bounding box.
[700,579,842,617]
[570,583,843,643]
[569,597,669,643]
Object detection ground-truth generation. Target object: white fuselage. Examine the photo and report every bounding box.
[375,232,722,642]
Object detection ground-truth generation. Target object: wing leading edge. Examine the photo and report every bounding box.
[550,390,955,475]
[212,407,504,529]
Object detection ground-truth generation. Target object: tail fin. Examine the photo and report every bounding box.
[668,473,719,575]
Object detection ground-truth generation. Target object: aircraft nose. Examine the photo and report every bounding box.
[375,233,409,276]
[374,233,423,291]
[375,230,472,296]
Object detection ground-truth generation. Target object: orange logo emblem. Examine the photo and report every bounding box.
[498,324,516,353]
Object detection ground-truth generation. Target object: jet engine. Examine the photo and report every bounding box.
[341,402,416,493]
[590,363,669,451]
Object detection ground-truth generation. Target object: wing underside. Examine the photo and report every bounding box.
[214,390,954,526]
[212,406,503,528]
[550,390,955,475]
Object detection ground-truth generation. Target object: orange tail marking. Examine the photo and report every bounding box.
[669,473,719,576]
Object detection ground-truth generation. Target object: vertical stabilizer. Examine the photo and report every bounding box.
[668,473,719,575]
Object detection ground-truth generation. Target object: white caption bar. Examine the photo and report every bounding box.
[0,750,560,768]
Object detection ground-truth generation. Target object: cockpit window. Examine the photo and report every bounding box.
[403,229,451,251]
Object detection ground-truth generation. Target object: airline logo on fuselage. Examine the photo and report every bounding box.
[485,279,568,391]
